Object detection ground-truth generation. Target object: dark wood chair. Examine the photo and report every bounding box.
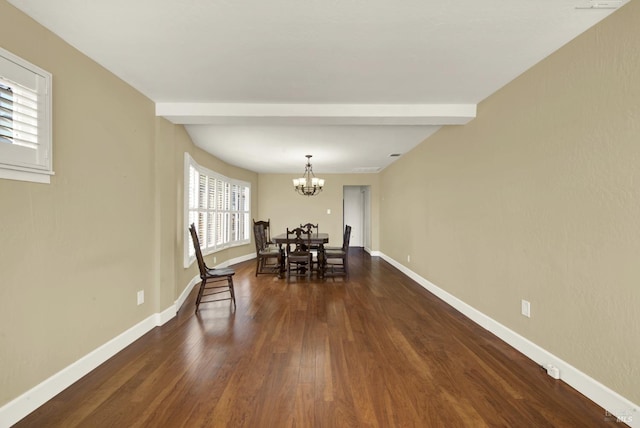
[324,225,351,278]
[285,227,313,281]
[253,223,282,276]
[300,222,318,236]
[300,222,321,270]
[253,218,273,247]
[189,223,236,312]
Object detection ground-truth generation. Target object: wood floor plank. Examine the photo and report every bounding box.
[13,249,615,427]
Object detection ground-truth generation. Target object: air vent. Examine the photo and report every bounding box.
[352,167,381,173]
[575,1,622,9]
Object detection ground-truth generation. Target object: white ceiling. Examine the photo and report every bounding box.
[7,0,624,173]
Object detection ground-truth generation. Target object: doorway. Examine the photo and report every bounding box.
[343,185,370,249]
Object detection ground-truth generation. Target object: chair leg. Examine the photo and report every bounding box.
[195,278,207,313]
[228,276,236,307]
[195,275,235,313]
[324,254,349,278]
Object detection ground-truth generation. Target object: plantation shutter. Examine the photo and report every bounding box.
[187,165,198,258]
[183,153,251,267]
[215,179,225,246]
[0,84,14,144]
[239,185,250,241]
[206,176,216,249]
[0,79,38,150]
[0,50,51,177]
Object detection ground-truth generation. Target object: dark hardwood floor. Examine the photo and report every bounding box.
[16,249,613,427]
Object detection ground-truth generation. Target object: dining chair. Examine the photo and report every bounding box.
[300,222,321,270]
[285,227,313,281]
[324,224,351,278]
[253,219,274,247]
[189,223,236,312]
[300,222,318,235]
[253,223,282,276]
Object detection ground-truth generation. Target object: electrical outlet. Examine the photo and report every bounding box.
[545,364,560,379]
[137,290,144,305]
[521,299,531,318]
[213,256,217,264]
[407,255,411,263]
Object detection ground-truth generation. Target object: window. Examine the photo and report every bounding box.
[0,47,53,183]
[184,153,250,267]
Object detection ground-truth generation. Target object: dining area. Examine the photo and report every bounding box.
[253,219,351,280]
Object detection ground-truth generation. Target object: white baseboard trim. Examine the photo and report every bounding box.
[175,276,201,313]
[175,253,255,312]
[230,252,256,265]
[366,248,382,257]
[156,304,178,326]
[0,252,258,428]
[7,251,632,427]
[0,312,166,428]
[378,252,639,428]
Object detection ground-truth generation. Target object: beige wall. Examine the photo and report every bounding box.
[257,173,380,249]
[0,0,257,407]
[154,117,179,310]
[0,1,155,404]
[2,0,637,413]
[380,1,640,403]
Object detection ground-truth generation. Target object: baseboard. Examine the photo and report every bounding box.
[175,276,201,312]
[7,251,633,427]
[0,313,165,427]
[0,252,258,428]
[366,248,381,257]
[378,252,639,428]
[230,252,256,265]
[156,304,178,326]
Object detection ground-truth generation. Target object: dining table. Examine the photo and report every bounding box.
[271,232,329,278]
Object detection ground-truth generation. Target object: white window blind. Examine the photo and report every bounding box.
[0,47,53,183]
[184,153,250,266]
[0,80,38,149]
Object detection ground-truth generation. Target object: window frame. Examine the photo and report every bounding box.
[0,47,53,184]
[184,152,251,268]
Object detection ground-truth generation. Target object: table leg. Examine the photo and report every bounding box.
[318,244,325,279]
[278,243,286,278]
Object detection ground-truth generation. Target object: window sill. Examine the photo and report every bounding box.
[0,166,54,184]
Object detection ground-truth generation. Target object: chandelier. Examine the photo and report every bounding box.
[293,155,325,196]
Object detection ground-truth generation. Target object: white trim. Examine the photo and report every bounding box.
[0,312,172,427]
[176,275,201,312]
[0,166,52,184]
[365,248,381,257]
[157,102,477,126]
[229,252,257,266]
[176,252,256,311]
[183,152,191,267]
[155,305,177,326]
[183,152,251,268]
[8,251,631,428]
[0,250,253,427]
[0,47,54,183]
[378,252,639,428]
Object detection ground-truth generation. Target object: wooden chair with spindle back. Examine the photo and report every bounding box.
[285,227,313,281]
[324,224,351,278]
[189,223,236,312]
[253,223,282,276]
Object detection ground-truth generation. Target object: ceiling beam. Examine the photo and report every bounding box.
[156,103,476,126]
